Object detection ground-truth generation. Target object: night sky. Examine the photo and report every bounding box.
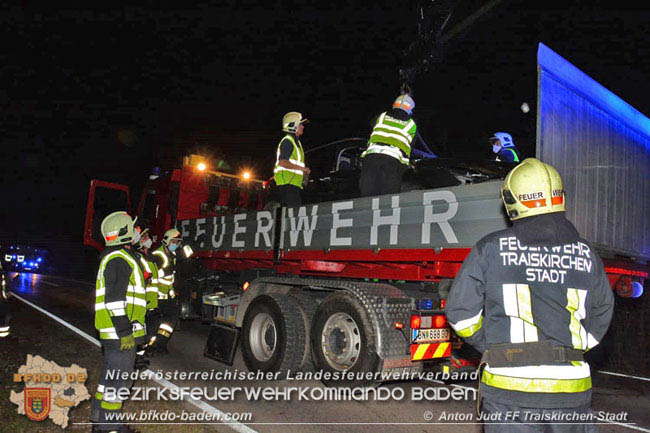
[2,1,650,243]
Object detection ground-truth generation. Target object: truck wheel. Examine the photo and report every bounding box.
[310,292,379,387]
[241,293,306,374]
[290,294,318,371]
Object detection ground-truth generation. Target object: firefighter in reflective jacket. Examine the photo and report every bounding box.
[274,111,311,207]
[90,212,144,433]
[0,260,10,338]
[446,158,614,432]
[149,228,182,354]
[490,132,521,163]
[359,93,417,197]
[134,227,158,369]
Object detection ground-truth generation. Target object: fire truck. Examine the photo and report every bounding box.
[84,44,649,385]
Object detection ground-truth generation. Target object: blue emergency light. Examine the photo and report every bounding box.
[417,299,434,310]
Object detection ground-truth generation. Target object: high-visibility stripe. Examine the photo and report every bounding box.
[566,288,588,350]
[483,368,591,393]
[108,308,126,317]
[450,309,483,337]
[516,284,538,342]
[127,298,147,307]
[153,250,169,268]
[362,144,410,164]
[410,342,452,361]
[105,300,126,309]
[159,323,174,333]
[96,288,105,296]
[158,293,169,300]
[0,331,9,337]
[101,400,123,410]
[99,331,118,339]
[146,287,158,293]
[586,332,599,350]
[127,284,146,294]
[521,198,547,208]
[503,284,538,343]
[0,326,10,332]
[97,384,105,392]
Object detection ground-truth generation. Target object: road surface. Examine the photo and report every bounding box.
[8,272,650,433]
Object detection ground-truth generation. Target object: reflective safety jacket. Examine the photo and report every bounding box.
[152,246,176,299]
[95,246,147,342]
[138,253,160,310]
[446,213,614,408]
[362,112,417,165]
[274,134,305,188]
[497,146,521,163]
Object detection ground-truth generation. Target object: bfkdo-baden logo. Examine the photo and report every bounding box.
[25,388,51,421]
[10,355,91,428]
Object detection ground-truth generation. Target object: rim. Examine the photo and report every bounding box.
[320,312,361,371]
[249,312,277,362]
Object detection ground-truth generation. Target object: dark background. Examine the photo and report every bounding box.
[1,1,649,375]
[2,0,650,244]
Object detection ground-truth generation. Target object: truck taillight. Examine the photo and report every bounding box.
[432,315,448,329]
[410,315,421,329]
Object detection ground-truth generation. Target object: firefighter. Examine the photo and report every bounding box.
[359,93,417,197]
[446,158,614,432]
[133,228,158,370]
[274,111,310,207]
[91,212,145,433]
[0,260,10,338]
[149,228,182,355]
[490,132,521,163]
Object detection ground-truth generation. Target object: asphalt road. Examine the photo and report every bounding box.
[8,272,650,433]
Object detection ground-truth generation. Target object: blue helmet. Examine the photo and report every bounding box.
[491,132,514,148]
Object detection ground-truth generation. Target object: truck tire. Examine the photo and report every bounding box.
[310,292,379,387]
[289,294,318,371]
[241,293,306,375]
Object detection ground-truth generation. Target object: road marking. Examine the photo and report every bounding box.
[10,291,259,433]
[597,370,650,383]
[39,281,60,287]
[11,292,99,347]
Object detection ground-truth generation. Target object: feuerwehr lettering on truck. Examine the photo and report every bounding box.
[178,181,510,252]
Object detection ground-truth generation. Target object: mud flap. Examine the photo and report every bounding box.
[204,323,239,366]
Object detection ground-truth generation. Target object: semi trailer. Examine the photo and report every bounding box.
[84,43,649,385]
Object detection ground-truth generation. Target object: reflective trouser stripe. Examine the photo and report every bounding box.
[482,370,592,393]
[0,331,9,337]
[159,323,173,333]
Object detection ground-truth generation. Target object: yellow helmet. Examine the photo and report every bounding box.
[501,158,565,220]
[101,211,137,246]
[282,112,309,133]
[162,228,181,246]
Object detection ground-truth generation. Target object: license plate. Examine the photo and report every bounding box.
[411,328,450,343]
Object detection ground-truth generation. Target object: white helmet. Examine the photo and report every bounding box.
[393,94,415,115]
[282,112,309,133]
[490,132,515,148]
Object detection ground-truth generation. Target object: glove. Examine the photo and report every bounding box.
[120,334,135,351]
